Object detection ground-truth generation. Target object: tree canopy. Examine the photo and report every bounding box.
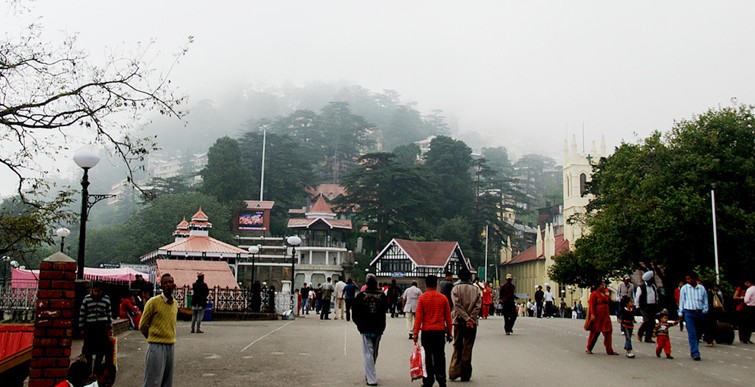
[550,104,755,287]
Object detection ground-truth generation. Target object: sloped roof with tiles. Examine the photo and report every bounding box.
[287,218,352,230]
[504,234,569,266]
[157,260,238,289]
[370,238,474,272]
[306,184,346,200]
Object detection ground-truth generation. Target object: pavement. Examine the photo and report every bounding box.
[112,313,755,386]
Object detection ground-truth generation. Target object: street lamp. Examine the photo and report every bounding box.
[2,256,19,293]
[286,236,301,289]
[56,227,71,253]
[287,236,301,313]
[248,245,260,286]
[73,149,114,280]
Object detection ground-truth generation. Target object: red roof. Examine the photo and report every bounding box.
[157,260,239,289]
[394,239,459,267]
[306,184,346,200]
[504,234,569,266]
[158,236,248,255]
[287,218,352,230]
[0,324,33,372]
[309,196,334,214]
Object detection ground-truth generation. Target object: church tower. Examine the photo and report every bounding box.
[562,134,606,245]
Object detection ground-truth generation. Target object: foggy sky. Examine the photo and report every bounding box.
[3,0,755,196]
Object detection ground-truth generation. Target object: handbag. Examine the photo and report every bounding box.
[712,294,724,312]
[409,343,426,381]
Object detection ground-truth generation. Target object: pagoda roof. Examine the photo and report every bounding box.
[140,235,250,262]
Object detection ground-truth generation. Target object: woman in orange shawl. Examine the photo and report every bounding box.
[585,281,618,355]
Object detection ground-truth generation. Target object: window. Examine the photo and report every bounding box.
[579,173,587,196]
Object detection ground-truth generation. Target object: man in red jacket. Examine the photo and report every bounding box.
[414,275,453,387]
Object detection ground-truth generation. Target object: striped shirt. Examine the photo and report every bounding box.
[79,294,112,328]
[678,283,708,315]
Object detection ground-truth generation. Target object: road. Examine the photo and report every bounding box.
[113,314,754,386]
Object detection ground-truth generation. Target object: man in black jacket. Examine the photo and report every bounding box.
[534,285,544,318]
[191,272,209,333]
[353,274,388,386]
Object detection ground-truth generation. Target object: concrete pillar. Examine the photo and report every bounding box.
[29,252,77,387]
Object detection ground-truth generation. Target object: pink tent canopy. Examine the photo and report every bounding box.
[11,267,148,288]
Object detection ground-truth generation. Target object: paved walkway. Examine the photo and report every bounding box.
[113,314,755,386]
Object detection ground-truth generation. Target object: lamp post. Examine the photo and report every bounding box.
[287,236,301,313]
[56,227,71,253]
[73,149,114,280]
[248,245,260,287]
[2,256,19,293]
[287,236,301,289]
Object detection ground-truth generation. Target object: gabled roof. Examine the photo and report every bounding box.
[309,196,334,215]
[371,238,471,269]
[157,260,239,289]
[244,200,275,210]
[189,207,212,228]
[306,184,346,200]
[287,218,352,230]
[504,234,569,266]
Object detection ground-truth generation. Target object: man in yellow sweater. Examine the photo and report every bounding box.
[139,273,178,387]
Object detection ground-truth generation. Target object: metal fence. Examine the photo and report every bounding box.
[0,286,38,322]
[174,285,293,314]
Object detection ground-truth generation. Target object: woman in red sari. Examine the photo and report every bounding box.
[585,281,618,355]
[481,282,493,319]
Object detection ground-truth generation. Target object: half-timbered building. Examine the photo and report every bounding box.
[369,238,475,290]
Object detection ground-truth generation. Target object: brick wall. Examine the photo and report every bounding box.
[28,253,77,387]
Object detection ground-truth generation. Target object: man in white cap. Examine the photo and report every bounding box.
[635,270,658,343]
[616,275,635,318]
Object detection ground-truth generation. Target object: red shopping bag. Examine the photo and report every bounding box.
[409,343,426,381]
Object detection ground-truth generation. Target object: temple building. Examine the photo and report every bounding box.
[140,208,251,289]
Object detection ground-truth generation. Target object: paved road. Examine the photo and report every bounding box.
[114,314,754,386]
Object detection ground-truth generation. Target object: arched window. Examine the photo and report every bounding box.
[565,176,571,196]
[579,173,587,196]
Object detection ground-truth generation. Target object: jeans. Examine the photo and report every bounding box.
[623,328,633,351]
[191,306,205,332]
[683,310,705,357]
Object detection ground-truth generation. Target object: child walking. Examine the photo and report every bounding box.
[619,296,636,358]
[654,309,678,359]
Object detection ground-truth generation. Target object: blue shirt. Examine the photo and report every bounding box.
[678,283,708,316]
[344,283,358,300]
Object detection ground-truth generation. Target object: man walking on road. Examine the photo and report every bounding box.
[449,268,481,382]
[544,284,555,318]
[678,271,708,361]
[439,271,454,309]
[190,272,208,333]
[334,278,346,320]
[499,274,517,335]
[320,277,334,320]
[403,281,423,340]
[534,285,544,318]
[353,274,388,386]
[140,273,178,387]
[414,275,453,387]
[635,270,659,343]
